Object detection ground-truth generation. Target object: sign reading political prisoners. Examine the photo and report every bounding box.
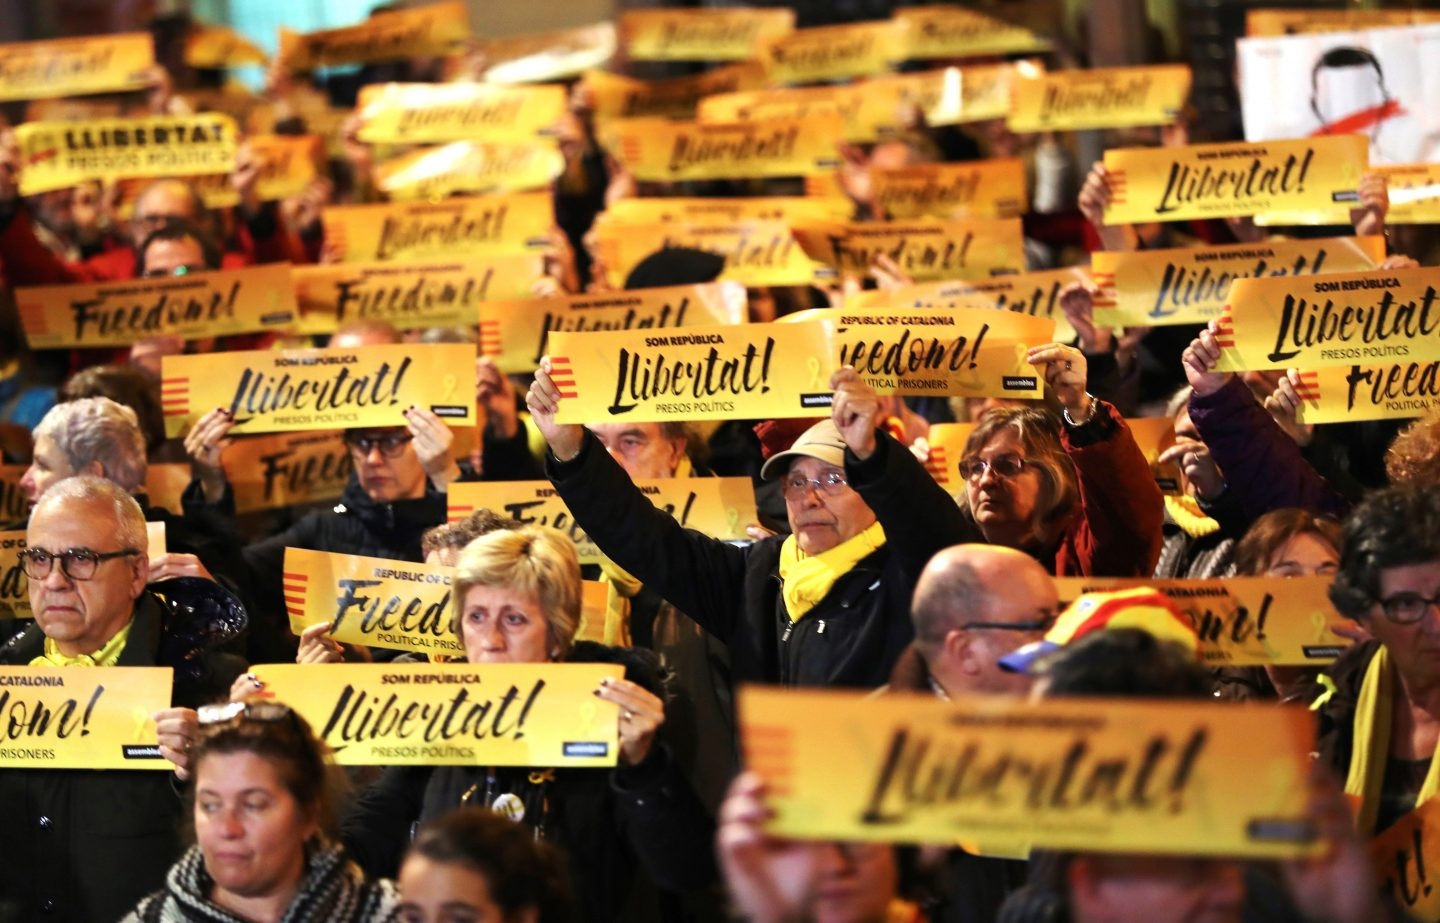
[479,283,747,374]
[1100,135,1366,225]
[1007,64,1191,133]
[847,267,1087,345]
[161,343,475,437]
[894,5,1051,58]
[284,548,460,659]
[448,478,759,566]
[279,2,470,70]
[600,115,844,183]
[321,192,553,263]
[582,64,769,122]
[0,33,154,102]
[1282,363,1440,424]
[373,141,565,200]
[1053,577,1351,666]
[547,321,836,423]
[293,256,541,335]
[1090,236,1386,328]
[1213,265,1440,372]
[249,662,622,767]
[590,220,826,289]
[739,687,1318,857]
[759,20,908,85]
[16,114,239,196]
[15,264,298,349]
[620,7,795,61]
[870,159,1027,219]
[0,666,173,769]
[792,219,1028,283]
[357,81,566,145]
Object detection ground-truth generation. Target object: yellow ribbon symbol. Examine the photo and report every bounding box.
[806,356,822,390]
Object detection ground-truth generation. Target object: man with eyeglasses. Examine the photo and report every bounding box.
[0,476,246,923]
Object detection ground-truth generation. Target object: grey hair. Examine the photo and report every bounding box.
[34,397,148,492]
[33,474,148,553]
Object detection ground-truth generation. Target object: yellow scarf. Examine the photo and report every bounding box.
[778,522,887,622]
[1345,645,1440,835]
[29,622,132,668]
[595,456,695,647]
[1165,494,1220,539]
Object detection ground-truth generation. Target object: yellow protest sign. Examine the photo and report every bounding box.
[449,477,758,564]
[1246,8,1440,36]
[822,306,1054,398]
[894,5,1051,58]
[697,84,893,143]
[0,530,28,619]
[868,63,1025,126]
[871,159,1028,220]
[922,422,975,494]
[1102,136,1366,225]
[0,33,154,102]
[846,267,1086,344]
[1090,236,1385,328]
[16,263,298,349]
[222,431,354,514]
[760,20,907,85]
[1008,64,1191,133]
[250,662,621,766]
[480,23,617,85]
[602,115,843,182]
[1249,161,1440,228]
[583,63,769,122]
[548,321,836,423]
[279,2,470,70]
[284,548,459,659]
[357,82,566,145]
[0,466,30,526]
[1123,417,1184,496]
[1054,576,1349,666]
[602,196,852,225]
[1370,797,1440,920]
[16,114,238,196]
[321,192,553,262]
[1286,363,1440,425]
[740,686,1317,856]
[591,220,826,289]
[621,8,793,61]
[144,464,191,517]
[479,282,748,374]
[161,343,475,437]
[373,141,565,200]
[185,24,268,68]
[1214,265,1440,372]
[293,257,541,334]
[792,219,1028,283]
[243,134,322,204]
[0,666,174,769]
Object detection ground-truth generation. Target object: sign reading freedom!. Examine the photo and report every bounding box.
[0,666,173,769]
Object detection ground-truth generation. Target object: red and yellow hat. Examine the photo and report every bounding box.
[999,586,1198,674]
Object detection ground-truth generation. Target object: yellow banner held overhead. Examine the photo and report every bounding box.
[621,7,795,61]
[0,33,154,102]
[357,82,567,145]
[591,220,826,289]
[479,282,747,374]
[603,115,844,183]
[321,192,553,262]
[1372,163,1440,225]
[279,2,470,70]
[1287,363,1440,425]
[246,134,322,203]
[1091,236,1386,328]
[448,478,759,565]
[1008,64,1192,133]
[185,24,269,68]
[0,530,29,619]
[1054,576,1351,666]
[373,141,565,200]
[16,263,297,349]
[894,5,1051,59]
[792,219,1028,283]
[16,114,239,196]
[740,686,1318,856]
[1102,135,1367,225]
[582,63,769,122]
[223,430,353,514]
[922,422,975,494]
[548,321,836,423]
[1370,797,1440,921]
[293,256,541,335]
[1214,265,1440,372]
[847,267,1087,344]
[480,23,617,85]
[871,159,1028,220]
[284,548,460,659]
[759,20,907,85]
[1246,8,1440,36]
[602,196,852,226]
[0,666,174,769]
[161,342,476,437]
[250,662,621,766]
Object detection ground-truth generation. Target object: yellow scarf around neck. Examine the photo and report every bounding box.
[30,621,131,668]
[1165,494,1220,539]
[1345,645,1440,835]
[778,521,887,622]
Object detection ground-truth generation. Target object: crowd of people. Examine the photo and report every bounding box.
[2,3,1440,923]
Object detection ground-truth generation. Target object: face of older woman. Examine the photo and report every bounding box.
[783,456,878,556]
[1367,561,1440,684]
[964,429,1043,544]
[461,585,552,664]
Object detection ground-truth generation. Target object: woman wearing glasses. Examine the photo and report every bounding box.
[956,343,1164,576]
[125,698,400,923]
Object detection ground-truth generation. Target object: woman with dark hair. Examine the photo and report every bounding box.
[125,697,399,923]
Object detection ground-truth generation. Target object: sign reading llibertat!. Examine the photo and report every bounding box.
[583,64,770,122]
[846,267,1087,344]
[759,20,907,85]
[871,159,1027,219]
[279,2,470,70]
[1007,64,1191,132]
[0,33,154,101]
[793,219,1027,282]
[17,114,239,195]
[620,7,794,61]
[601,115,844,182]
[321,192,553,262]
[357,81,566,144]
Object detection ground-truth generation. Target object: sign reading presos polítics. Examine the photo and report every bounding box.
[846,267,1087,344]
[792,219,1028,282]
[620,7,794,61]
[161,343,475,437]
[17,114,239,196]
[0,666,173,769]
[871,159,1028,219]
[1007,64,1191,132]
[601,115,844,182]
[321,192,553,262]
[357,81,566,144]
[0,33,154,102]
[279,2,470,70]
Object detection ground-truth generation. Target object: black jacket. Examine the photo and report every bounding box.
[0,581,247,923]
[548,428,969,688]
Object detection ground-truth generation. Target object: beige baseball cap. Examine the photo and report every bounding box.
[759,419,848,480]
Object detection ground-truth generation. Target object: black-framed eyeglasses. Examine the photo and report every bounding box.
[141,264,203,279]
[19,547,140,581]
[1375,593,1440,625]
[345,433,414,458]
[782,470,849,500]
[197,700,295,729]
[959,453,1027,482]
[962,617,1056,632]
